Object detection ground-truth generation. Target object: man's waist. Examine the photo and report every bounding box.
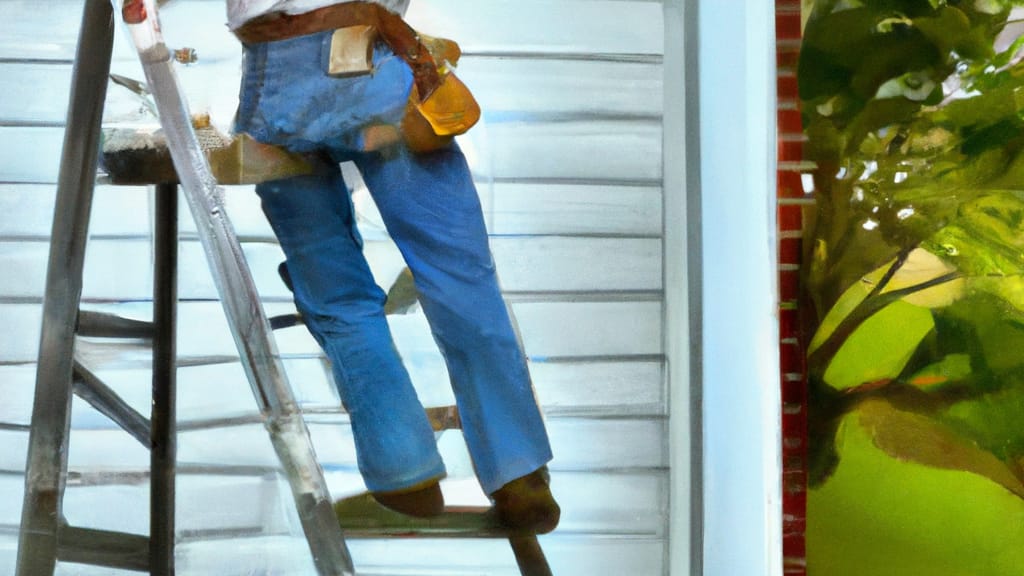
[233,1,391,45]
[234,1,441,101]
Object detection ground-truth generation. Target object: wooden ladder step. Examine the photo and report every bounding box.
[334,494,553,576]
[334,493,504,538]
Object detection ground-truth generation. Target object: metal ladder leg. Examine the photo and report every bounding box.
[151,181,179,576]
[17,2,180,573]
[15,0,115,573]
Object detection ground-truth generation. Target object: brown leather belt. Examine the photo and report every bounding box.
[234,1,440,100]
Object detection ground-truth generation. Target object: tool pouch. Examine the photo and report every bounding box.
[327,25,378,77]
[400,36,480,153]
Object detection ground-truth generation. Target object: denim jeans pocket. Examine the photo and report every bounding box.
[236,32,414,155]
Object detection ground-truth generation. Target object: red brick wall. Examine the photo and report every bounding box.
[776,1,808,574]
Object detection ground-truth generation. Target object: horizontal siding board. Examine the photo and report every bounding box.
[470,119,662,181]
[0,417,666,474]
[0,60,152,126]
[1,469,665,540]
[0,304,40,363]
[491,236,661,292]
[27,472,667,539]
[0,0,662,62]
[287,299,665,360]
[405,0,664,56]
[0,431,27,473]
[181,180,664,239]
[0,180,662,240]
[488,182,662,237]
[190,533,661,575]
[0,64,73,125]
[0,127,63,183]
[66,474,288,538]
[0,240,154,300]
[179,299,663,359]
[532,359,665,416]
[0,236,659,300]
[168,534,666,575]
[0,529,664,575]
[1,121,660,183]
[0,1,86,62]
[230,417,663,471]
[526,535,665,576]
[0,357,664,430]
[512,300,662,358]
[3,59,663,126]
[449,58,664,118]
[0,184,152,239]
[0,299,662,363]
[0,476,21,529]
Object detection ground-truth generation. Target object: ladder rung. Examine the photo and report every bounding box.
[269,312,304,330]
[334,493,554,575]
[335,493,514,538]
[73,359,151,446]
[77,310,154,339]
[57,525,150,572]
[425,405,462,431]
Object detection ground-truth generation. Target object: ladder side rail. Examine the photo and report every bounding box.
[121,3,356,574]
[151,181,179,575]
[15,1,115,574]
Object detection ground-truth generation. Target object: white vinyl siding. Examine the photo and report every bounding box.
[0,0,679,574]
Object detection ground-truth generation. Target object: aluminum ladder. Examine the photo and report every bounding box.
[15,1,354,574]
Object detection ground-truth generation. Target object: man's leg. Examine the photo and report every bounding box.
[256,165,446,498]
[354,144,554,497]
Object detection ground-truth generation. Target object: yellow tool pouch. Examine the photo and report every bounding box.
[401,67,480,153]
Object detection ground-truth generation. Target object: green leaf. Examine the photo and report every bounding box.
[991,34,1024,70]
[823,300,935,389]
[810,249,961,357]
[860,399,1024,497]
[938,291,1024,374]
[925,6,995,59]
[940,382,1024,462]
[809,399,1024,576]
[907,353,972,388]
[808,274,874,357]
[924,193,1024,278]
[931,82,1024,131]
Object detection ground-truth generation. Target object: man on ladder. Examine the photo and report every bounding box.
[125,0,561,534]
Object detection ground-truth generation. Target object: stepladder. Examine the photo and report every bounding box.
[17,0,555,573]
[16,0,353,574]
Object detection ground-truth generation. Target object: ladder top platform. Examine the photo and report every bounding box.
[101,126,314,186]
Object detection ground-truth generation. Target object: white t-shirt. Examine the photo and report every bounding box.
[226,0,410,30]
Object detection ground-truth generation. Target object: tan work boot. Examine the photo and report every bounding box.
[491,467,560,534]
[371,478,445,518]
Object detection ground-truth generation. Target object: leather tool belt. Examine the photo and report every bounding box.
[234,1,441,101]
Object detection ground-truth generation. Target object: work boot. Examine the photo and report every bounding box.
[491,467,560,534]
[371,479,445,518]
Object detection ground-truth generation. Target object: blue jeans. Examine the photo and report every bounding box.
[234,30,553,495]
